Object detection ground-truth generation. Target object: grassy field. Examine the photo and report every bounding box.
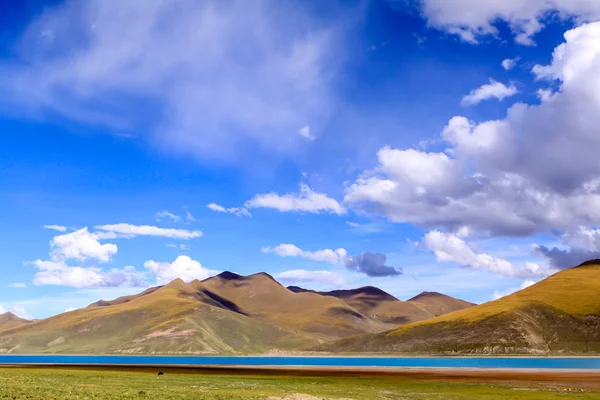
[0,367,598,399]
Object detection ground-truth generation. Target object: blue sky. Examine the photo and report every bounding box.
[2,0,600,319]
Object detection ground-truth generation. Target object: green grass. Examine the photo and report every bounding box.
[0,368,598,400]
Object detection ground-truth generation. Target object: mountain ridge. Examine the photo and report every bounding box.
[0,272,473,354]
[317,261,600,354]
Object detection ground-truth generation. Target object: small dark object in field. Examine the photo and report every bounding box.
[158,371,164,376]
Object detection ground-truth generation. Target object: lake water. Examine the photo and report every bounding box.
[1,355,600,369]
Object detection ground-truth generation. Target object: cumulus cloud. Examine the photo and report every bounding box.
[341,251,402,277]
[534,227,600,270]
[1,0,345,161]
[94,224,202,239]
[156,210,181,222]
[461,79,518,106]
[32,260,145,289]
[43,225,68,232]
[345,23,600,239]
[206,203,251,217]
[263,244,401,277]
[423,230,549,278]
[275,269,344,286]
[30,228,145,288]
[144,255,219,285]
[51,228,118,263]
[247,183,345,215]
[502,57,520,70]
[493,280,536,300]
[416,0,600,44]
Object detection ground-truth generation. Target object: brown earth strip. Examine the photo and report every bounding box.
[4,364,600,388]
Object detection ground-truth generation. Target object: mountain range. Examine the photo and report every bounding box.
[0,271,471,354]
[319,260,600,354]
[2,260,598,355]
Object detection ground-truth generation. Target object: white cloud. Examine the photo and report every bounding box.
[345,22,600,239]
[346,221,389,234]
[262,244,343,264]
[417,0,600,44]
[94,223,202,239]
[206,203,251,217]
[9,283,27,288]
[493,280,536,300]
[32,260,145,289]
[534,226,600,270]
[298,125,315,140]
[247,183,345,215]
[184,208,196,222]
[43,225,67,232]
[144,255,219,285]
[1,0,345,161]
[64,308,77,313]
[51,228,118,263]
[167,244,189,250]
[423,230,548,279]
[461,79,518,106]
[501,57,520,70]
[262,244,402,277]
[155,210,181,222]
[275,269,345,286]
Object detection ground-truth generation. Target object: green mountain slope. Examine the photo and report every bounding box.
[318,261,600,354]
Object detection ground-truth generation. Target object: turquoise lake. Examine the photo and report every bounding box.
[1,355,600,369]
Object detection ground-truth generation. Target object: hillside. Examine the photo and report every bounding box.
[0,312,30,332]
[0,272,477,355]
[0,278,317,354]
[0,272,431,355]
[319,261,600,354]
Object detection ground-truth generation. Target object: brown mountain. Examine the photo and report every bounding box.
[406,291,476,317]
[201,273,392,338]
[318,260,600,355]
[288,286,474,325]
[0,272,474,354]
[0,312,30,332]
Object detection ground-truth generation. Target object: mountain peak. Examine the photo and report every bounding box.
[408,291,443,301]
[0,312,28,324]
[214,271,245,281]
[325,286,398,301]
[165,278,186,287]
[250,272,277,281]
[577,259,600,267]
